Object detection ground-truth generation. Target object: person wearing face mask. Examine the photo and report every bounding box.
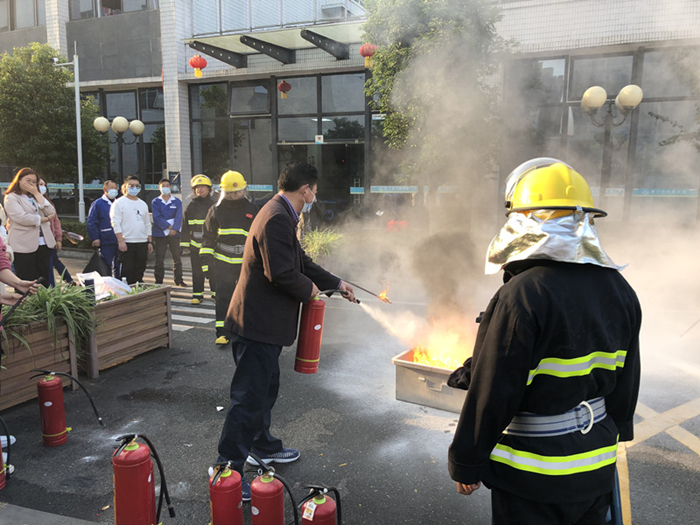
[110,175,153,284]
[151,179,185,287]
[181,174,216,305]
[37,177,73,286]
[87,180,121,278]
[212,162,355,502]
[200,170,258,345]
[3,167,56,283]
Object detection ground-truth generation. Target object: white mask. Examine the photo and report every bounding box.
[301,189,316,214]
[107,188,119,199]
[161,187,171,196]
[39,185,47,195]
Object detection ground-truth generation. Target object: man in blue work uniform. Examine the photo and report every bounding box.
[448,158,641,525]
[152,178,185,286]
[87,180,120,278]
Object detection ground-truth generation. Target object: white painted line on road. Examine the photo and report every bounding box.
[173,306,216,315]
[171,314,213,324]
[172,324,192,332]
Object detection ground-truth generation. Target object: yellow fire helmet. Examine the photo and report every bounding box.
[220,170,247,192]
[504,157,607,217]
[191,174,212,188]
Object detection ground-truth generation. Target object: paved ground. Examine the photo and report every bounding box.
[0,243,699,524]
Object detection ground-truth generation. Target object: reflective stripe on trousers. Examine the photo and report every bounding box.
[527,350,627,386]
[214,252,243,264]
[490,441,618,476]
[217,228,249,236]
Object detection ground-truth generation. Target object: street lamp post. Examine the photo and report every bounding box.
[93,116,145,187]
[581,84,643,213]
[54,43,85,222]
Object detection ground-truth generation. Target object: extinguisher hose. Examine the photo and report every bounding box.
[0,415,11,479]
[318,289,361,304]
[248,452,300,525]
[30,369,105,427]
[139,434,176,521]
[0,277,44,330]
[298,485,342,525]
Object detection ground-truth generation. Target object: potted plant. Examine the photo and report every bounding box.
[0,283,94,411]
[83,283,173,379]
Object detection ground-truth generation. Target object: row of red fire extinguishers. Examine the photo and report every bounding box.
[0,285,348,523]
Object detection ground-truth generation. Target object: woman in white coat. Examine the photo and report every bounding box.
[3,167,56,283]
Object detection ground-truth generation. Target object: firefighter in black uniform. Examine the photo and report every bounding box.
[181,174,216,305]
[447,158,641,525]
[201,170,258,345]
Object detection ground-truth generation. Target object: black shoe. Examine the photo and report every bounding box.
[176,281,188,287]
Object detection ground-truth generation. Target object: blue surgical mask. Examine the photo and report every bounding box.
[161,187,171,196]
[301,192,316,214]
[128,186,141,197]
[107,188,119,199]
[39,185,47,195]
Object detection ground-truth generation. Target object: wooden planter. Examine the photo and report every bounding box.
[0,320,78,411]
[84,285,173,378]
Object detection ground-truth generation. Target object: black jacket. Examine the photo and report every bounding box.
[448,259,641,503]
[181,196,215,249]
[201,198,258,264]
[226,194,339,346]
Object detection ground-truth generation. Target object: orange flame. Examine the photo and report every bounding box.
[377,284,392,304]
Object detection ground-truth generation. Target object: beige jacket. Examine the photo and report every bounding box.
[4,192,56,253]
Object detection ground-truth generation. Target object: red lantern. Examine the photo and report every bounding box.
[359,44,378,68]
[277,80,291,99]
[189,55,207,78]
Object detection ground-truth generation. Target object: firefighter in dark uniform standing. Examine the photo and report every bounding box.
[181,174,216,305]
[448,158,641,525]
[200,170,258,345]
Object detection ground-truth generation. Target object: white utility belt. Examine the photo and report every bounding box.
[503,397,607,437]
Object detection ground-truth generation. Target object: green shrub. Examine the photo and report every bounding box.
[59,218,92,249]
[300,228,343,260]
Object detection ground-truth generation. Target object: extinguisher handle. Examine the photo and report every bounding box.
[318,289,361,304]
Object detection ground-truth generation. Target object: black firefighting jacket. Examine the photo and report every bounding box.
[200,198,258,266]
[448,259,641,503]
[180,196,215,251]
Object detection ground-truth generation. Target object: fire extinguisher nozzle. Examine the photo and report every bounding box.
[168,505,176,518]
[98,418,105,427]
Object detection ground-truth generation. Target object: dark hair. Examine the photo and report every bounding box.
[103,179,117,189]
[124,174,141,185]
[158,178,170,185]
[5,167,38,195]
[277,162,318,192]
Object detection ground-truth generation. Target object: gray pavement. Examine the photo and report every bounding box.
[0,251,698,524]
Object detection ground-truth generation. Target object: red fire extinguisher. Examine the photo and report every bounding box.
[249,452,300,525]
[113,434,176,525]
[209,461,243,525]
[31,369,104,447]
[0,415,11,490]
[295,296,326,374]
[299,485,342,525]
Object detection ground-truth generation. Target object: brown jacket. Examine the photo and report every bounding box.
[226,194,339,346]
[4,192,56,253]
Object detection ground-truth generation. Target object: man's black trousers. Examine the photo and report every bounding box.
[190,248,215,298]
[491,487,612,525]
[153,236,183,284]
[119,242,148,284]
[214,259,241,337]
[217,334,284,473]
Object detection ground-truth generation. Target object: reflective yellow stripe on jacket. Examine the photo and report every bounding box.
[200,247,215,256]
[190,240,202,249]
[214,253,243,265]
[490,442,618,476]
[218,228,249,236]
[188,219,205,225]
[527,350,627,386]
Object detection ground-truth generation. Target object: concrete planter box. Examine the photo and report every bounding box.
[0,320,78,411]
[84,285,173,379]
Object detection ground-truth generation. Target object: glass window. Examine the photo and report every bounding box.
[139,88,164,122]
[191,121,231,181]
[37,0,45,25]
[642,49,700,99]
[0,1,9,32]
[123,0,148,13]
[231,119,273,185]
[278,117,317,142]
[222,0,248,32]
[322,74,366,113]
[142,124,166,185]
[70,0,95,20]
[508,59,566,105]
[251,0,279,27]
[230,83,270,115]
[278,77,317,115]
[191,83,228,119]
[569,55,633,102]
[322,115,365,140]
[503,106,563,171]
[101,0,122,15]
[14,0,35,29]
[106,92,137,119]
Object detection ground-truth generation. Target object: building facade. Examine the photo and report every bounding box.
[0,0,699,222]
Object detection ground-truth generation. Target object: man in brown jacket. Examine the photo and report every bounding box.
[216,162,355,501]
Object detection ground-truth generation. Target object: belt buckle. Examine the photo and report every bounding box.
[233,245,244,255]
[578,400,595,434]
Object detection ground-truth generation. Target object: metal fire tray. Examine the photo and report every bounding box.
[392,349,467,414]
